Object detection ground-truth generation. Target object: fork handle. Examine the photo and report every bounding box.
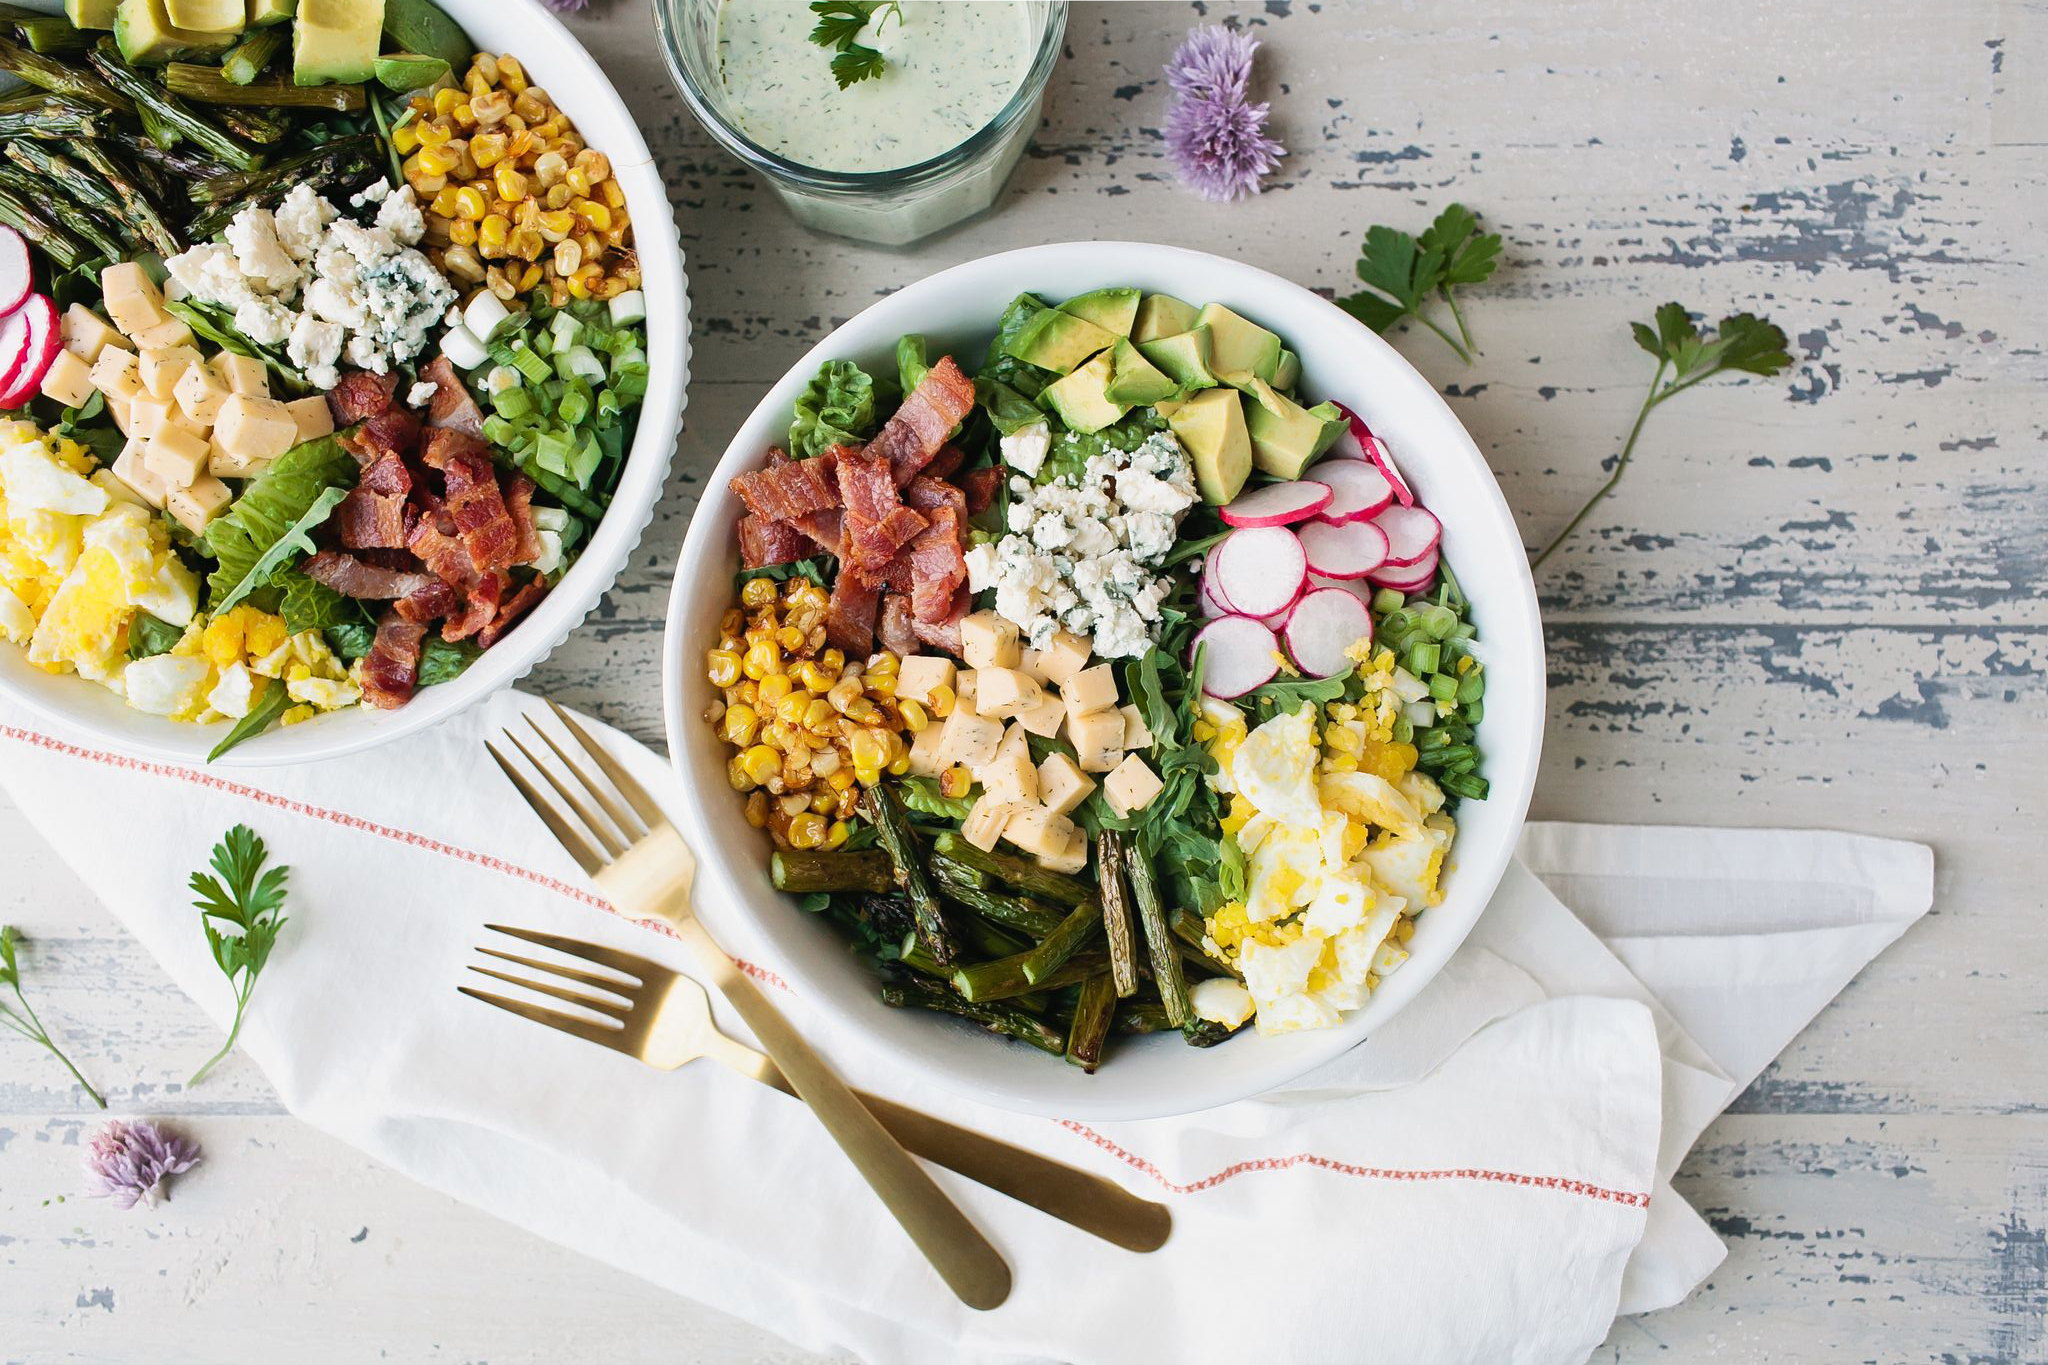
[666,912,1014,1310]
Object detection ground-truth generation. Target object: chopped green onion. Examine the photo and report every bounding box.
[1407,642,1440,676]
[1371,587,1405,614]
[491,385,534,421]
[1457,669,1485,704]
[1428,672,1459,704]
[508,342,552,386]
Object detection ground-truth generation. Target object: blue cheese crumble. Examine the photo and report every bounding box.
[964,425,1198,659]
[164,181,455,392]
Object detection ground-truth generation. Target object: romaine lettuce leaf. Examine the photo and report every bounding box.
[788,359,882,459]
[202,437,357,615]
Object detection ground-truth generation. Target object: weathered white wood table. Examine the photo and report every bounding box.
[3,2,2042,1359]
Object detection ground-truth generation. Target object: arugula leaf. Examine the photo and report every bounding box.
[207,679,292,762]
[788,359,883,459]
[1532,305,1790,570]
[418,636,481,687]
[0,924,105,1107]
[1337,202,1502,364]
[127,612,185,660]
[202,437,357,614]
[734,555,833,592]
[186,825,291,1084]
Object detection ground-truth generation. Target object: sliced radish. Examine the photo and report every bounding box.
[1199,570,1234,619]
[1370,503,1441,567]
[1202,542,1236,615]
[1308,572,1371,602]
[1284,587,1375,678]
[1211,526,1306,619]
[0,295,59,409]
[1369,547,1439,592]
[1330,401,1414,507]
[0,227,29,318]
[1294,518,1389,580]
[1191,616,1281,699]
[0,309,28,397]
[1219,479,1332,528]
[1307,458,1395,524]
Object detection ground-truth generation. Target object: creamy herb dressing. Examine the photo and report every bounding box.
[716,0,1034,174]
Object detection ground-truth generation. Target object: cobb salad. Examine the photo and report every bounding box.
[708,287,1491,1070]
[0,0,647,756]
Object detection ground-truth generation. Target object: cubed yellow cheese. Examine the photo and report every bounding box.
[284,395,333,442]
[961,793,1027,853]
[61,304,127,363]
[1036,752,1096,817]
[165,475,231,534]
[143,422,211,488]
[1120,702,1154,750]
[132,316,194,351]
[139,345,200,399]
[1103,754,1165,818]
[955,669,978,706]
[128,395,175,441]
[38,349,95,408]
[1067,705,1126,773]
[978,725,1038,805]
[1061,663,1119,716]
[906,723,948,779]
[173,361,229,426]
[960,610,1021,670]
[100,261,164,338]
[973,666,1043,720]
[1020,630,1091,688]
[895,653,956,707]
[1002,805,1077,860]
[209,436,269,480]
[214,392,297,462]
[1039,826,1089,875]
[1015,689,1066,739]
[111,439,167,510]
[89,346,143,403]
[214,352,270,397]
[934,705,1003,771]
[106,392,132,436]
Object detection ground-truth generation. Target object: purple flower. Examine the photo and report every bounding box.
[83,1120,201,1210]
[1163,25,1285,202]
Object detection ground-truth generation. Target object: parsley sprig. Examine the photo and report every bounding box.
[1531,304,1791,570]
[187,825,291,1087]
[1338,203,1502,365]
[808,1,903,89]
[0,925,105,1108]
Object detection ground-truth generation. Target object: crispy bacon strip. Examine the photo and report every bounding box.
[877,593,919,659]
[504,474,543,566]
[478,580,548,649]
[327,370,400,425]
[443,448,522,574]
[870,357,975,487]
[335,487,408,549]
[359,610,426,710]
[421,425,488,471]
[420,356,485,435]
[824,571,880,655]
[738,514,812,569]
[302,551,437,600]
[909,583,972,655]
[729,452,841,522]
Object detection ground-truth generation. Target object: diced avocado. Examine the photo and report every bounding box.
[1039,351,1130,435]
[67,0,120,30]
[1136,326,1218,393]
[1272,348,1300,393]
[1058,287,1141,338]
[1153,396,1186,419]
[165,0,242,31]
[1004,306,1117,376]
[293,0,382,85]
[247,0,295,24]
[1195,303,1285,389]
[381,0,473,72]
[1132,293,1199,344]
[374,51,449,90]
[1167,387,1252,505]
[115,0,235,61]
[1103,339,1177,407]
[1242,378,1346,480]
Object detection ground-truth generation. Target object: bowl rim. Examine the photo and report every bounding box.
[0,0,690,768]
[662,241,1544,1119]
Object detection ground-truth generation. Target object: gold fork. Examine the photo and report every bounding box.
[460,923,1170,1251]
[487,702,1010,1310]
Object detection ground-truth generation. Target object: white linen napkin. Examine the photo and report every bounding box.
[0,691,1933,1365]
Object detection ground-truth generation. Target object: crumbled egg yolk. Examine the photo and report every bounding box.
[1193,697,1456,1036]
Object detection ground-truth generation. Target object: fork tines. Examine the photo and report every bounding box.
[458,924,670,1052]
[486,700,670,876]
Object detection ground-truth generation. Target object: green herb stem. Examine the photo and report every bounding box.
[1529,361,1663,573]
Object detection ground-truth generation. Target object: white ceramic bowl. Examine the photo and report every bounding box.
[0,0,688,766]
[662,243,1542,1120]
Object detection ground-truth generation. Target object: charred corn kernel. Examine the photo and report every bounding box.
[843,697,881,725]
[513,89,548,121]
[429,184,461,217]
[706,647,741,689]
[532,149,568,187]
[553,239,583,275]
[803,788,835,817]
[565,166,593,197]
[519,263,543,290]
[470,131,508,169]
[849,729,888,769]
[417,146,459,177]
[451,102,479,130]
[569,198,612,233]
[739,745,780,785]
[280,704,317,726]
[392,121,421,154]
[536,208,575,242]
[416,117,453,148]
[433,87,464,115]
[510,227,544,261]
[453,186,489,220]
[496,53,526,92]
[927,684,956,718]
[897,699,929,732]
[740,577,777,609]
[775,692,811,727]
[492,163,529,201]
[818,647,845,673]
[803,699,836,731]
[470,89,512,126]
[574,148,611,182]
[794,661,832,694]
[887,754,910,777]
[778,791,812,819]
[826,677,863,713]
[826,767,856,793]
[863,673,895,699]
[811,746,841,777]
[477,213,510,252]
[756,674,794,707]
[446,218,478,247]
[726,755,755,791]
[938,765,973,800]
[786,813,827,850]
[601,177,627,209]
[743,790,769,827]
[867,652,899,676]
[543,183,574,211]
[776,624,806,653]
[441,244,485,281]
[824,820,851,850]
[721,702,758,745]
